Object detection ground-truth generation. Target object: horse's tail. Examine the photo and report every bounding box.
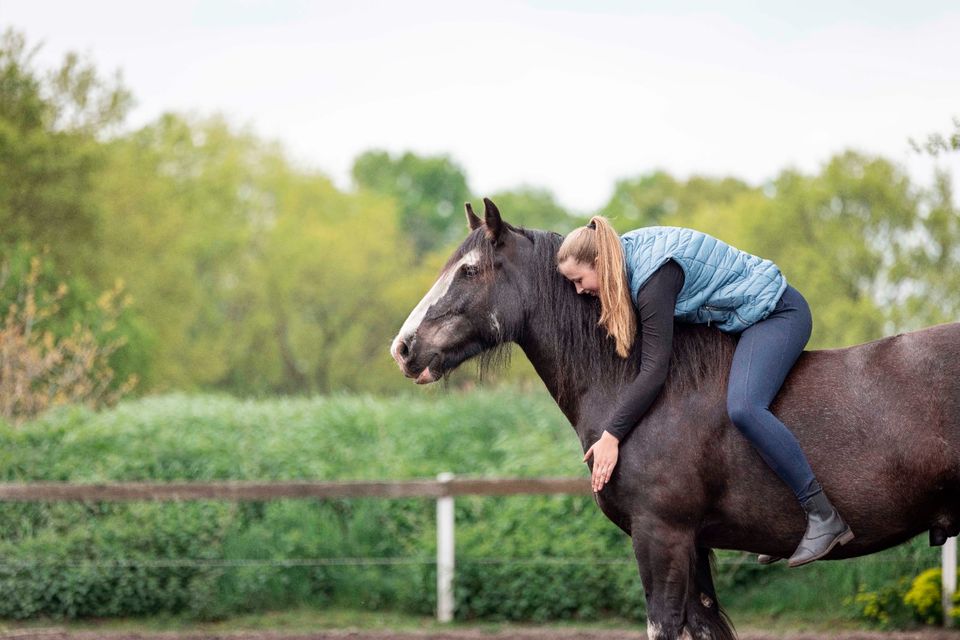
[686,546,737,640]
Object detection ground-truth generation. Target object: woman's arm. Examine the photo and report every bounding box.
[584,259,684,491]
[605,259,684,440]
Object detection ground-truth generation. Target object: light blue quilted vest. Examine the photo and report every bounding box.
[619,226,788,333]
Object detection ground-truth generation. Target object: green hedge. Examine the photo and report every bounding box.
[0,392,942,624]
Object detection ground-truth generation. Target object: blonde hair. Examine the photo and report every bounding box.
[557,216,636,358]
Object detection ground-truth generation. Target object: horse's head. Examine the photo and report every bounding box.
[390,198,536,384]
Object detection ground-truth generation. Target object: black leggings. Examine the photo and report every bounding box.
[725,285,821,503]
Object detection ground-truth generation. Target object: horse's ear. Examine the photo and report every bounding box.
[465,202,482,231]
[483,197,505,243]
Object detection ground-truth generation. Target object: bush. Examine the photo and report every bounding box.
[904,568,943,624]
[0,392,950,624]
[902,566,960,626]
[0,245,138,424]
[0,391,609,620]
[848,578,912,628]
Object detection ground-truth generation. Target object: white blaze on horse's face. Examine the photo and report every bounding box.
[390,248,482,380]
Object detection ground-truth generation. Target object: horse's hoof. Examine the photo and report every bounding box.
[757,554,782,565]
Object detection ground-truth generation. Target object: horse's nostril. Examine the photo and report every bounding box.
[398,339,410,359]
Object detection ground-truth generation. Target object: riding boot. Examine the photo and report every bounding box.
[757,554,781,564]
[787,490,855,568]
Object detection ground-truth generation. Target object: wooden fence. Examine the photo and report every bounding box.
[0,477,954,627]
[0,477,589,501]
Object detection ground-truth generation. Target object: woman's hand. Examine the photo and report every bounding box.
[583,430,620,492]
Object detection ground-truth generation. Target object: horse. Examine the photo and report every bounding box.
[389,198,960,640]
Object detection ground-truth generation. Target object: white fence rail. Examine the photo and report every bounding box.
[945,536,957,627]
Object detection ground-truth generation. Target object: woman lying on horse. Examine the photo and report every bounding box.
[556,216,855,567]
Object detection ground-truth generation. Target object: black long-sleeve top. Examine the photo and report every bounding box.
[604,259,685,441]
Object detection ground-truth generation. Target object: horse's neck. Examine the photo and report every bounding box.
[515,290,735,444]
[513,233,651,435]
[516,331,578,423]
[516,312,626,431]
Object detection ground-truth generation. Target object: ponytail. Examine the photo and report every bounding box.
[557,216,636,358]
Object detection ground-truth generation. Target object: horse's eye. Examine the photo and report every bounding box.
[461,264,480,279]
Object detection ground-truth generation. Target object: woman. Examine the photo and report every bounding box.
[556,216,854,568]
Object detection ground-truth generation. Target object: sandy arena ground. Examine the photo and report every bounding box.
[2,629,959,640]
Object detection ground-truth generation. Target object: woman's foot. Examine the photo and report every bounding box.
[787,490,855,567]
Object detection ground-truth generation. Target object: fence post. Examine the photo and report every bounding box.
[436,472,455,623]
[944,536,956,628]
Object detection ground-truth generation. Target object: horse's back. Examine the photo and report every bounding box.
[791,321,960,459]
[775,322,960,553]
[697,322,960,557]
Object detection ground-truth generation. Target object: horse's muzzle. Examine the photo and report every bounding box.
[390,335,441,384]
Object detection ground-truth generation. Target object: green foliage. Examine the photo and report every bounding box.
[844,562,960,629]
[903,567,943,625]
[454,495,644,621]
[0,245,141,422]
[885,169,960,331]
[0,501,237,620]
[599,171,752,228]
[0,391,634,620]
[4,28,960,402]
[0,28,131,279]
[0,391,607,620]
[909,116,960,157]
[487,187,576,231]
[654,151,936,348]
[720,536,934,628]
[848,578,912,629]
[95,113,438,394]
[900,566,960,626]
[352,150,471,255]
[0,392,950,626]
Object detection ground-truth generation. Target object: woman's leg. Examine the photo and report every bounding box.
[726,285,819,502]
[726,285,853,567]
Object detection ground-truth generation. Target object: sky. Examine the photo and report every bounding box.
[3,0,959,213]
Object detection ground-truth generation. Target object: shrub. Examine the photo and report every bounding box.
[847,578,912,628]
[0,392,950,624]
[0,246,137,423]
[902,566,960,626]
[904,568,943,624]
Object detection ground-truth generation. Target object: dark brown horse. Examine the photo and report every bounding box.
[389,198,960,640]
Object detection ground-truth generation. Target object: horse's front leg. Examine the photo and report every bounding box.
[631,514,696,640]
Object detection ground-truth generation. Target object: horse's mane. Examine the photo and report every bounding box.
[520,228,737,404]
[442,225,737,402]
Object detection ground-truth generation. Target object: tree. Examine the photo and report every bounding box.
[598,171,752,228]
[909,116,960,157]
[352,150,471,256]
[486,186,575,232]
[97,113,442,394]
[666,152,923,348]
[885,169,960,331]
[0,28,131,280]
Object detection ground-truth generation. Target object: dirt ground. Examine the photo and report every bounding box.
[2,629,959,640]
